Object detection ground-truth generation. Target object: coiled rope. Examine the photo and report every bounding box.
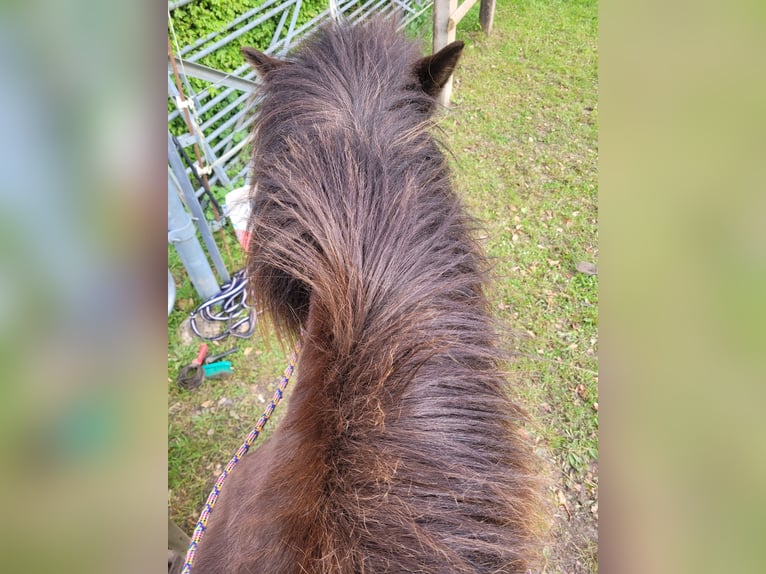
[189,268,256,341]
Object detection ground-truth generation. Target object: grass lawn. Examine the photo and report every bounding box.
[445,1,598,571]
[168,1,598,571]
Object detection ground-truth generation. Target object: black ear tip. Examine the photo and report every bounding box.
[241,47,287,75]
[440,41,464,61]
[443,41,464,55]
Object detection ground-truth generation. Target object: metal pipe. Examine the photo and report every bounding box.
[168,131,231,283]
[348,0,390,23]
[168,268,177,316]
[195,67,255,114]
[270,0,364,54]
[201,91,250,133]
[400,3,433,30]
[167,80,231,187]
[167,59,257,95]
[211,118,254,154]
[169,0,198,10]
[186,0,299,64]
[232,164,251,186]
[179,0,285,57]
[168,177,220,301]
[272,4,292,46]
[284,0,304,52]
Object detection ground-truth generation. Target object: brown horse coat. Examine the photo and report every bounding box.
[193,17,542,574]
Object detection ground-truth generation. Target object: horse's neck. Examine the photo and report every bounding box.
[281,295,358,437]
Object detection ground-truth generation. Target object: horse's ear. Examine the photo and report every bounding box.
[241,46,287,76]
[413,41,464,97]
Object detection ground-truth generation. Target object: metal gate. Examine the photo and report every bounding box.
[167,0,434,300]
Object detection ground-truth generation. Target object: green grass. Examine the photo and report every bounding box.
[168,1,597,571]
[442,1,598,570]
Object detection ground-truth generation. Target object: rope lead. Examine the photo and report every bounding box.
[182,339,302,574]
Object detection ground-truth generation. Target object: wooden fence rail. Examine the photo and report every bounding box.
[433,0,496,106]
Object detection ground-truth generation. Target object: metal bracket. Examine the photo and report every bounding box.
[208,218,225,233]
[167,218,196,244]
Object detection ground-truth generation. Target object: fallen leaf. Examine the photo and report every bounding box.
[575,384,588,399]
[593,402,599,411]
[576,261,598,275]
[207,429,214,436]
[558,491,572,519]
[243,347,253,356]
[201,400,213,409]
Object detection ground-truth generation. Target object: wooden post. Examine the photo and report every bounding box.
[168,518,190,574]
[479,0,496,35]
[168,517,190,554]
[433,0,458,107]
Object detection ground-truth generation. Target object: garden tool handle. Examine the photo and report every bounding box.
[205,347,238,364]
[193,344,209,366]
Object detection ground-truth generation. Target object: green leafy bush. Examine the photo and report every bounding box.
[168,1,433,158]
[169,0,337,72]
[168,0,344,138]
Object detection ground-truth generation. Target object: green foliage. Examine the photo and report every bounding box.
[168,1,435,138]
[169,0,338,72]
[168,1,356,147]
[169,1,434,74]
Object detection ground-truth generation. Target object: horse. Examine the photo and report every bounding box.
[192,17,542,574]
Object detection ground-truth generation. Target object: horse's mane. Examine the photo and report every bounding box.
[202,17,543,573]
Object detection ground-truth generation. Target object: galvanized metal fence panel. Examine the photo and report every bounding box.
[168,0,433,299]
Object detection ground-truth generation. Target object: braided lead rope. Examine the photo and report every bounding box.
[182,338,302,574]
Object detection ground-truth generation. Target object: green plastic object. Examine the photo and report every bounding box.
[203,361,233,378]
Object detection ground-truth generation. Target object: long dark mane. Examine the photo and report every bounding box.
[194,17,542,573]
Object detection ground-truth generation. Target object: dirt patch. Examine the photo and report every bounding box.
[545,460,599,573]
